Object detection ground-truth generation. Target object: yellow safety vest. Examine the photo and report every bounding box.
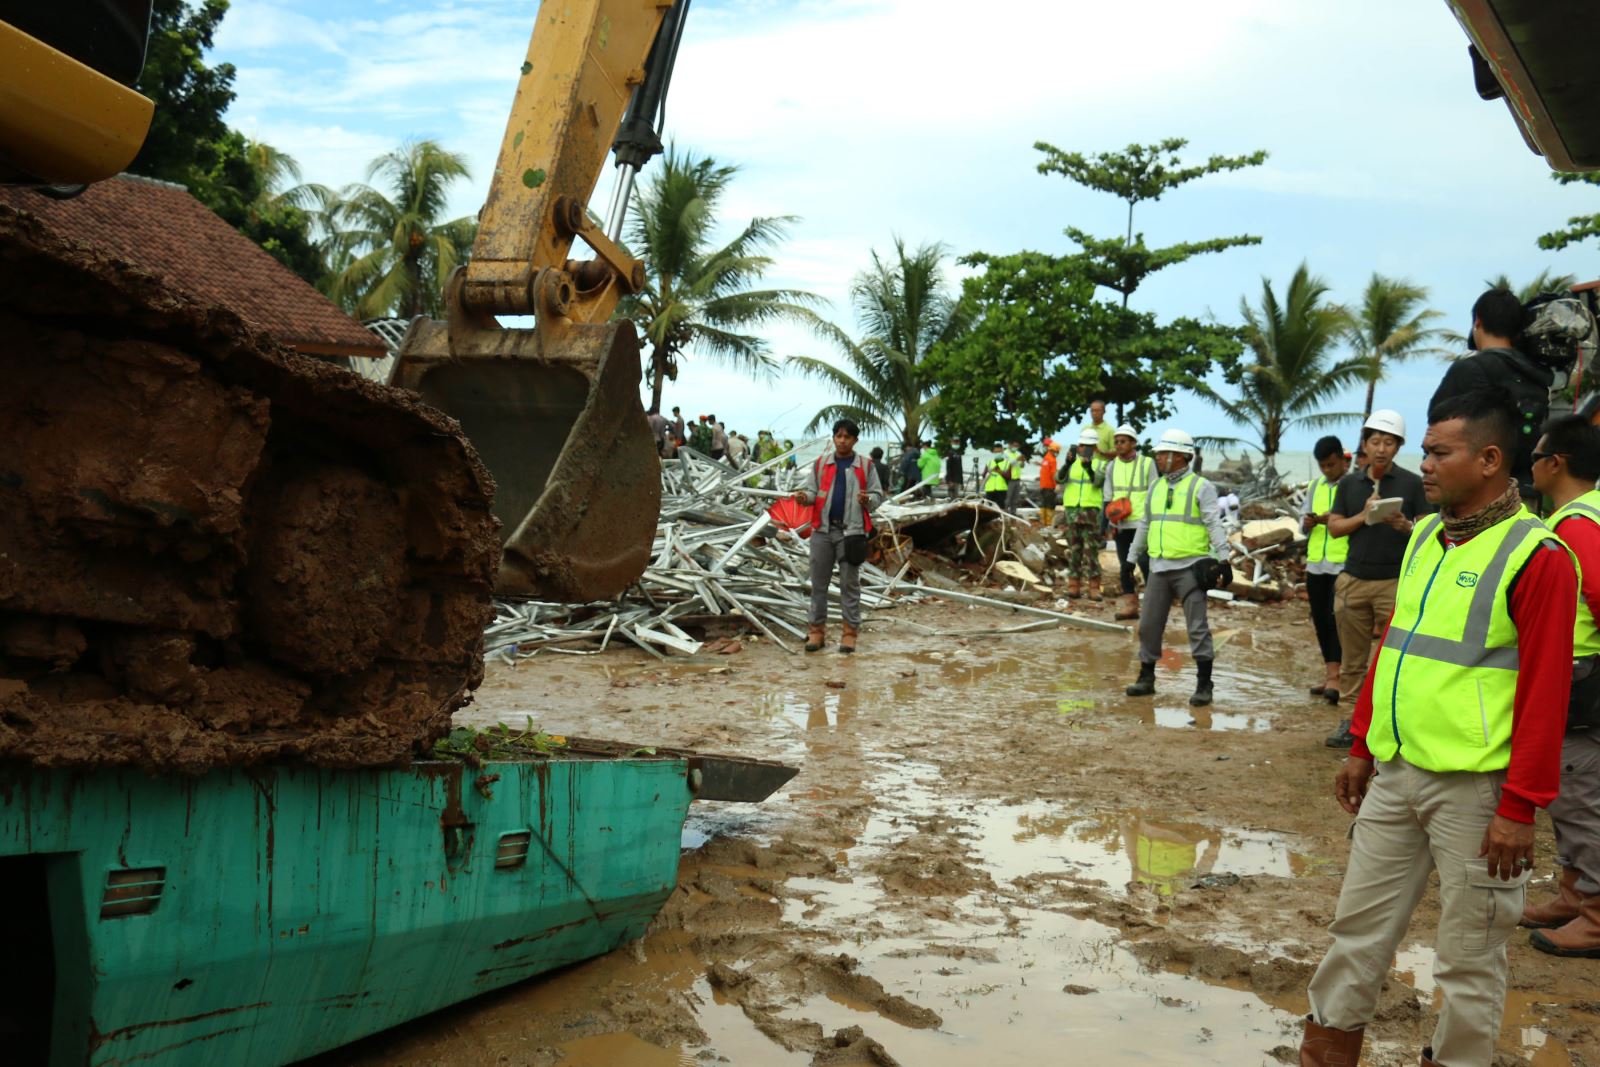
[1145,471,1211,559]
[1005,449,1023,478]
[1306,476,1349,566]
[1109,455,1154,521]
[1061,456,1103,509]
[983,457,1009,493]
[1367,507,1569,772]
[1552,490,1600,658]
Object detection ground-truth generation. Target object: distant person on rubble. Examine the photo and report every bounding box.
[983,446,1011,509]
[1087,397,1115,462]
[1298,391,1574,1067]
[793,419,882,655]
[670,405,686,447]
[690,415,713,454]
[1321,410,1430,748]
[646,406,669,456]
[1104,424,1155,622]
[868,447,892,498]
[897,439,922,493]
[1521,415,1600,957]
[1123,429,1231,706]
[725,430,748,468]
[1301,436,1350,705]
[1060,430,1105,600]
[709,417,729,460]
[1036,438,1060,528]
[944,439,964,501]
[1002,440,1026,513]
[916,440,941,500]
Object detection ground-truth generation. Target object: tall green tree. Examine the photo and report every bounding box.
[788,239,971,444]
[1197,264,1364,468]
[1034,137,1268,308]
[1346,274,1445,420]
[1485,270,1580,303]
[924,252,1240,448]
[1537,171,1600,254]
[129,0,235,185]
[624,148,823,411]
[321,141,477,319]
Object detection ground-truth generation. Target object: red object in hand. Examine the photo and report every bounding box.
[767,496,814,538]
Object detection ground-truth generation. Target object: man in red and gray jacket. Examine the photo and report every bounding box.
[793,419,882,655]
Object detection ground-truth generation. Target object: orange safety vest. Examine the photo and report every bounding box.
[810,456,873,534]
[1039,453,1058,490]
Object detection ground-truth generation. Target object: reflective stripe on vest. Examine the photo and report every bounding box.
[1061,457,1103,509]
[1145,471,1210,559]
[1111,455,1154,521]
[1553,491,1600,658]
[1306,476,1349,565]
[1367,508,1564,773]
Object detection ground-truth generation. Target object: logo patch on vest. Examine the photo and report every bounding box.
[1455,571,1479,588]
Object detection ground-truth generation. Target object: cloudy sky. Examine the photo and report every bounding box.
[214,0,1600,468]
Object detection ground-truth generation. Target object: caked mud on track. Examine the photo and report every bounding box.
[0,207,499,772]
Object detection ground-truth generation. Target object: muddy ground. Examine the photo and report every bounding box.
[324,592,1600,1066]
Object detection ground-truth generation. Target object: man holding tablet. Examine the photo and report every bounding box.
[1322,410,1431,747]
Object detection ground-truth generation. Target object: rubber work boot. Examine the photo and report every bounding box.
[1126,662,1156,697]
[1039,507,1054,528]
[1298,1017,1363,1066]
[804,624,826,653]
[1114,593,1139,621]
[1522,866,1583,929]
[1420,1048,1440,1066]
[1066,577,1082,598]
[1531,892,1600,957]
[1189,658,1214,707]
[1088,583,1103,602]
[1325,719,1356,748]
[839,623,858,655]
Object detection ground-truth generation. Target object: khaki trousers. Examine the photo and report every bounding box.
[1549,730,1600,894]
[1333,573,1397,698]
[1307,757,1528,1065]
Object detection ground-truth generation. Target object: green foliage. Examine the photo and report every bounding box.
[788,239,970,444]
[623,147,824,410]
[321,140,477,318]
[128,1,323,283]
[1345,275,1445,419]
[924,252,1240,447]
[1034,137,1268,305]
[1196,264,1365,465]
[1537,171,1600,254]
[130,0,235,184]
[1485,269,1581,303]
[431,721,567,767]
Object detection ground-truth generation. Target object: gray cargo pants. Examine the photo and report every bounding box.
[1138,564,1213,663]
[808,526,862,627]
[1550,730,1600,894]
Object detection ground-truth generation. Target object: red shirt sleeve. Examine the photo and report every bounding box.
[1348,538,1576,822]
[1555,515,1600,636]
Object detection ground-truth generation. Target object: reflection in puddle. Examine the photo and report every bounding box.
[972,805,1308,894]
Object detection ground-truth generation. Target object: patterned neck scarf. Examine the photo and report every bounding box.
[1441,480,1521,542]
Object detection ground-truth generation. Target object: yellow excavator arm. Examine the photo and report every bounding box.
[394,0,685,602]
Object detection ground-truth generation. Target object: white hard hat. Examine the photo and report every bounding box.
[1113,424,1138,440]
[1078,428,1100,446]
[1154,428,1196,456]
[1363,409,1407,440]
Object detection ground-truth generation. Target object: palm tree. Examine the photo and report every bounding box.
[1198,264,1365,469]
[624,147,824,411]
[789,239,971,444]
[1346,274,1445,420]
[321,140,477,319]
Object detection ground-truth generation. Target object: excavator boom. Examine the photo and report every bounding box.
[394,0,681,601]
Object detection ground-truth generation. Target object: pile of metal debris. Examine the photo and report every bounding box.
[484,449,1124,664]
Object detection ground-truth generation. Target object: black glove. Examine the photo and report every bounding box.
[1194,558,1234,591]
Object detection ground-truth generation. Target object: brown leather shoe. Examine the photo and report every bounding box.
[804,624,825,653]
[1066,577,1082,598]
[839,623,858,654]
[1114,593,1139,621]
[1420,1048,1438,1066]
[1299,1016,1363,1066]
[1088,585,1103,602]
[1523,866,1583,929]
[1531,891,1600,957]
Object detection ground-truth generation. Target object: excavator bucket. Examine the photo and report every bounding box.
[393,313,662,602]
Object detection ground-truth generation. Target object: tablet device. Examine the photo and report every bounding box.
[1366,497,1404,524]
